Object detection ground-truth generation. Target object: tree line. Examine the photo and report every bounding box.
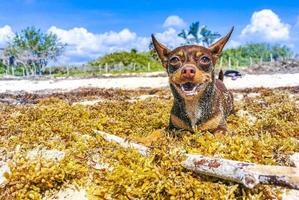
[0,24,294,76]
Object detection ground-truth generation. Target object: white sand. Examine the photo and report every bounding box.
[0,161,10,188]
[27,148,65,161]
[0,73,298,93]
[44,187,88,200]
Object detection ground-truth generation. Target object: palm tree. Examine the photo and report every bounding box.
[187,22,200,44]
[178,22,200,44]
[178,22,221,47]
[199,25,221,47]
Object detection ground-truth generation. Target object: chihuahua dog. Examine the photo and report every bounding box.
[152,27,234,132]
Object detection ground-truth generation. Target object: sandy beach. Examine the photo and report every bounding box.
[0,73,298,93]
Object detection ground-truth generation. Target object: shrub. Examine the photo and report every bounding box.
[89,50,163,72]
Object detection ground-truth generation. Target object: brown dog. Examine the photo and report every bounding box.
[152,27,234,132]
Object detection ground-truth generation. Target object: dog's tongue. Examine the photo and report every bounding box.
[182,82,195,91]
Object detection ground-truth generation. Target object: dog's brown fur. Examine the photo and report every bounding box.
[152,27,234,132]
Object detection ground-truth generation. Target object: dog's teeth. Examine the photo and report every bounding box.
[179,83,203,96]
[192,85,198,92]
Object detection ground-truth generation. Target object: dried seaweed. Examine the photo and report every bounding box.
[0,88,298,199]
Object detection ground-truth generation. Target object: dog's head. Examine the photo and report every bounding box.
[152,27,233,99]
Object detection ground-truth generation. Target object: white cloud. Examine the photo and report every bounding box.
[0,17,187,65]
[0,25,14,47]
[226,39,241,49]
[154,28,185,48]
[241,9,290,42]
[163,15,186,28]
[0,15,188,65]
[48,26,150,64]
[48,26,186,65]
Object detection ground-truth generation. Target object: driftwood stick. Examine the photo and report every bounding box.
[94,130,150,156]
[93,130,299,190]
[183,154,299,189]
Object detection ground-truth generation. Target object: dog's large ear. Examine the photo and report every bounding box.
[151,34,170,68]
[209,27,234,59]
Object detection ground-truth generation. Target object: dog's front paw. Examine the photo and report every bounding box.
[213,124,229,135]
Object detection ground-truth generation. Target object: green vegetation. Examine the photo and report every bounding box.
[3,27,65,75]
[0,62,6,74]
[89,49,163,72]
[39,49,163,77]
[1,41,293,77]
[0,87,298,199]
[219,43,293,68]
[0,25,294,77]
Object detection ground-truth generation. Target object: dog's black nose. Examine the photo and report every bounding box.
[181,66,196,79]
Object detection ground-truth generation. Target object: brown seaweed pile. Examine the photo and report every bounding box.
[0,87,298,199]
[244,59,299,74]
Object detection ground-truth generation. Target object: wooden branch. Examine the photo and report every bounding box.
[183,154,299,189]
[93,130,299,190]
[94,130,150,156]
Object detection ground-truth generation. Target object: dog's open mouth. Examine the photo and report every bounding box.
[177,82,204,96]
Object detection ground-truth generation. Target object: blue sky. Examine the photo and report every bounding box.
[0,0,298,64]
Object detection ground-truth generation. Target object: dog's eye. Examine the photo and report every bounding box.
[169,56,180,65]
[200,56,211,65]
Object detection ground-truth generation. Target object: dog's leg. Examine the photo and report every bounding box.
[213,122,229,134]
[198,114,222,131]
[169,114,193,132]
